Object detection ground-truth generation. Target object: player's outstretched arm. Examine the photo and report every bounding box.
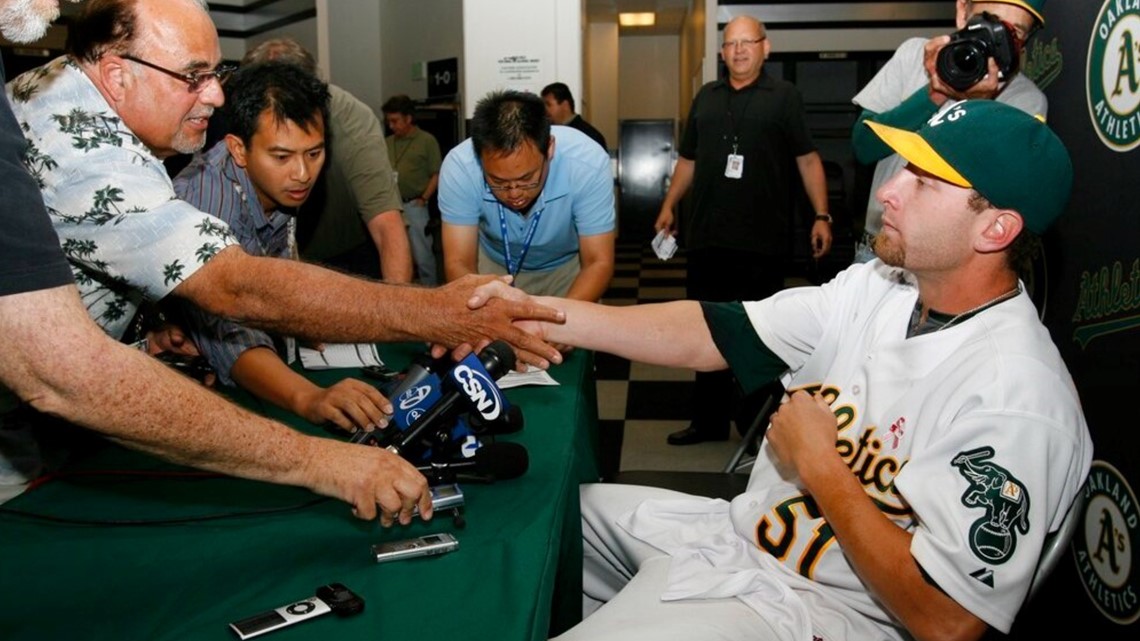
[522,295,728,372]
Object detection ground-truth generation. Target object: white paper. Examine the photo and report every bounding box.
[496,365,560,389]
[651,229,678,261]
[299,343,384,370]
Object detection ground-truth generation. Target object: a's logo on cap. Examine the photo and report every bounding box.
[927,100,968,128]
[1087,0,1140,152]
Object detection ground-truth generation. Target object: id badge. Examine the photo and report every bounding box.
[725,154,744,179]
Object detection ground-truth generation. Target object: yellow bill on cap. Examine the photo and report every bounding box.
[865,120,971,188]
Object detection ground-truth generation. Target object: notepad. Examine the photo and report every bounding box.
[651,229,677,260]
[497,365,560,389]
[298,343,385,370]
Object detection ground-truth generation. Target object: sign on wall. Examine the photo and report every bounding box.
[460,0,581,119]
[428,57,459,100]
[1017,0,1140,636]
[1086,2,1140,152]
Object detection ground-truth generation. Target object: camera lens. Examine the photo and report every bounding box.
[936,40,990,92]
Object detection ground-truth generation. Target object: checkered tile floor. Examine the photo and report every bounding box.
[593,242,745,478]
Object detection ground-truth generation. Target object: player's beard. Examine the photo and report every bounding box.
[872,233,905,267]
[0,0,60,44]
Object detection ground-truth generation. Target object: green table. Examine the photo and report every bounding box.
[0,346,600,641]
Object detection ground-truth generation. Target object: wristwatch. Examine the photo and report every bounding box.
[814,213,833,224]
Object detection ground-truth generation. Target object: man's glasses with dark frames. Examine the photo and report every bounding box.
[486,178,544,193]
[122,55,237,93]
[485,157,549,193]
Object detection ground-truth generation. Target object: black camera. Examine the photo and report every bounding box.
[155,352,214,382]
[935,12,1020,92]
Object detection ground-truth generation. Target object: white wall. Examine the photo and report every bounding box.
[320,0,384,112]
[379,0,464,101]
[461,0,583,119]
[618,35,680,122]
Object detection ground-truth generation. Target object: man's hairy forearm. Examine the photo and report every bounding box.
[178,247,446,344]
[0,286,319,488]
[175,247,564,367]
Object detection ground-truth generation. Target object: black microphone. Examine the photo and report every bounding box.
[386,341,516,459]
[465,404,525,435]
[416,441,529,483]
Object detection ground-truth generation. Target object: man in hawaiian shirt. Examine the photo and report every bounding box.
[5,0,562,367]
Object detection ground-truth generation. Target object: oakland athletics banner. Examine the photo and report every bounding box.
[1012,1,1140,636]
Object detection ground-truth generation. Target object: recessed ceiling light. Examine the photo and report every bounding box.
[618,12,656,27]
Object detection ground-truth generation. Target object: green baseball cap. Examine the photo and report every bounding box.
[982,0,1046,26]
[865,100,1072,234]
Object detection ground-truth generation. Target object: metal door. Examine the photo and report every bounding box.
[617,119,675,243]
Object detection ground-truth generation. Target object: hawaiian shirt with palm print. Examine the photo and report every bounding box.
[5,57,237,340]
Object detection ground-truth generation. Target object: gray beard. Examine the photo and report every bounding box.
[170,129,208,156]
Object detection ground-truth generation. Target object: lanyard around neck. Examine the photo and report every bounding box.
[723,87,756,153]
[496,201,544,279]
[392,135,413,167]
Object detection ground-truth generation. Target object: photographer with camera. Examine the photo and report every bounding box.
[850,0,1046,263]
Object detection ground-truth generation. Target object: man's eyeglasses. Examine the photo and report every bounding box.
[486,179,544,193]
[122,55,237,93]
[721,37,766,50]
[485,158,548,193]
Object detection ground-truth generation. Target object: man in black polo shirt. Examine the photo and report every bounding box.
[542,82,608,152]
[655,15,832,445]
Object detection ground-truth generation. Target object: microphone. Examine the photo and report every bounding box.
[416,441,529,483]
[350,352,446,445]
[383,352,444,403]
[385,341,517,460]
[464,404,525,435]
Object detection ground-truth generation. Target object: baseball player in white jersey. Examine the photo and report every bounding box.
[476,100,1092,641]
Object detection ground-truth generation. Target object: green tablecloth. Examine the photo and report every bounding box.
[0,346,600,641]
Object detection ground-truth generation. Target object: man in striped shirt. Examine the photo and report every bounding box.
[173,61,391,433]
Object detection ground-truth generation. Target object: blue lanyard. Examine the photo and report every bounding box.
[496,202,544,279]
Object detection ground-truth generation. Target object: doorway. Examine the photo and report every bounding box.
[617,119,676,243]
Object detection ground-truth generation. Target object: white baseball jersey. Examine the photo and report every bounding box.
[621,261,1091,640]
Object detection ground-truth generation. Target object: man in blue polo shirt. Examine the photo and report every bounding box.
[439,90,615,301]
